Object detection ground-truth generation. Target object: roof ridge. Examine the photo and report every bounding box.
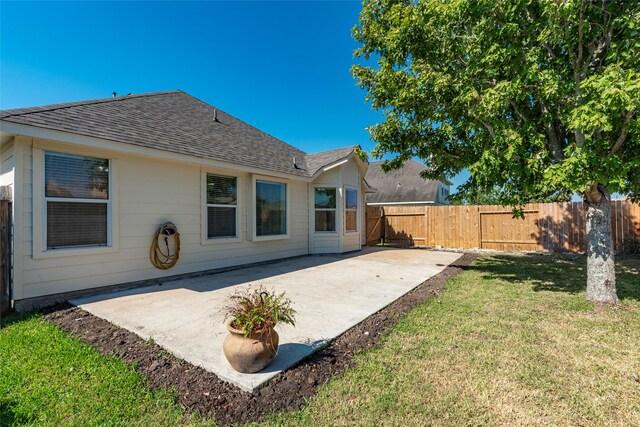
[0,90,181,119]
[307,145,356,156]
[370,159,427,167]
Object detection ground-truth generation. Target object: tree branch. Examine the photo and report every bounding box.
[577,2,584,67]
[509,100,528,123]
[482,122,496,140]
[580,26,613,80]
[572,9,585,132]
[544,43,557,59]
[540,101,564,161]
[572,1,613,149]
[583,182,608,206]
[609,111,634,155]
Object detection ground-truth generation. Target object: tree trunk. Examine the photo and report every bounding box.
[584,185,618,305]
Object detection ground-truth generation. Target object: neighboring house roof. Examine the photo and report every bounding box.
[365,160,448,204]
[0,90,359,178]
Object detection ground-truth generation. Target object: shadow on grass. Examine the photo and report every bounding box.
[467,254,640,303]
[0,400,28,426]
[0,312,40,329]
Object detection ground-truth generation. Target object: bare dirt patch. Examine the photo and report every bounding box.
[44,253,477,426]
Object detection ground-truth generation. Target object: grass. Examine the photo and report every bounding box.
[1,254,638,426]
[262,254,640,426]
[0,313,204,426]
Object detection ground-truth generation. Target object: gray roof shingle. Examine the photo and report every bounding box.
[305,146,357,176]
[365,160,446,204]
[1,90,356,178]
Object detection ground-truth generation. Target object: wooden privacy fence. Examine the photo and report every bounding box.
[1,186,12,318]
[366,206,384,246]
[366,200,640,253]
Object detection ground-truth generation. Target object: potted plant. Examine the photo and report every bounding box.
[222,285,296,373]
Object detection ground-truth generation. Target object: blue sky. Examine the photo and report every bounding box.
[0,1,469,190]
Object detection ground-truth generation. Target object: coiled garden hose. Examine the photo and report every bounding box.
[150,222,180,269]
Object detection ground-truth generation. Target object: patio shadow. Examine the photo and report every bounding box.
[255,342,326,375]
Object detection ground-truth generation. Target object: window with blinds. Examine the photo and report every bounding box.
[45,151,110,249]
[206,174,238,238]
[314,187,336,232]
[255,180,287,236]
[345,187,358,232]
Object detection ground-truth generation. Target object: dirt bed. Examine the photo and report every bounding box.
[45,253,477,426]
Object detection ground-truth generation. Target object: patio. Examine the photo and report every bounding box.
[71,247,462,392]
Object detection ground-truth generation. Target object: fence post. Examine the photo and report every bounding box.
[377,206,384,245]
[1,185,12,319]
[424,207,429,247]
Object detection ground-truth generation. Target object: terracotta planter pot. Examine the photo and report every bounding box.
[223,323,279,373]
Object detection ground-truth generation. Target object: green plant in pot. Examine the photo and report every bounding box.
[222,285,296,374]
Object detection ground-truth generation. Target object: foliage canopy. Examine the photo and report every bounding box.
[352,0,639,207]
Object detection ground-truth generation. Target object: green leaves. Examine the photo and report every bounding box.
[568,65,639,136]
[353,0,640,205]
[223,285,296,337]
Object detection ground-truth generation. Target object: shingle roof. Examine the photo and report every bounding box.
[365,160,446,204]
[305,146,356,176]
[1,90,356,178]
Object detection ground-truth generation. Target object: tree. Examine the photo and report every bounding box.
[450,184,570,206]
[353,0,639,304]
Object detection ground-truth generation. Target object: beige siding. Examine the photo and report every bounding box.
[341,157,360,185]
[310,167,341,253]
[18,138,310,300]
[340,158,362,252]
[10,137,26,299]
[313,168,339,185]
[309,157,364,254]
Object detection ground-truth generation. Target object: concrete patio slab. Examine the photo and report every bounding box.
[71,247,462,392]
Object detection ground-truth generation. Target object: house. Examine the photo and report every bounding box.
[0,90,369,311]
[365,160,451,206]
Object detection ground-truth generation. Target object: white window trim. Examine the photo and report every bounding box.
[313,185,337,235]
[344,185,359,234]
[32,146,119,259]
[250,174,290,241]
[200,170,241,245]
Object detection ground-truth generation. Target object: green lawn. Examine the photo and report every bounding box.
[0,314,204,426]
[2,254,639,426]
[263,255,640,426]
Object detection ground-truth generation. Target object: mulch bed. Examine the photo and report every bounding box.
[44,253,478,426]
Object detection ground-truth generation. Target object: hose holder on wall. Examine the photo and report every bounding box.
[150,222,180,270]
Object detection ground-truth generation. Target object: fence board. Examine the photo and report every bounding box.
[365,200,639,253]
[1,200,11,317]
[365,206,384,246]
[384,206,426,246]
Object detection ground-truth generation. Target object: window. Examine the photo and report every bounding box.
[206,174,238,238]
[314,187,336,232]
[256,180,287,236]
[345,187,358,232]
[44,151,110,249]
